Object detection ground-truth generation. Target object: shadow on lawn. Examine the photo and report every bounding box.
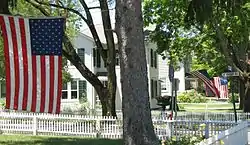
[0,137,122,145]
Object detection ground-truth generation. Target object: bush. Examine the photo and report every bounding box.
[228,93,239,103]
[177,89,207,103]
[0,98,5,109]
[161,135,204,145]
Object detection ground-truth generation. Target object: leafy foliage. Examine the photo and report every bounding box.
[177,89,207,103]
[143,0,249,75]
[162,135,205,145]
[228,93,239,103]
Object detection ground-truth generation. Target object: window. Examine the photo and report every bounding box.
[62,83,68,99]
[96,49,101,67]
[116,50,119,65]
[154,80,158,97]
[150,49,154,67]
[79,80,87,101]
[151,79,158,98]
[62,79,87,101]
[160,78,166,90]
[93,48,101,68]
[150,49,157,68]
[71,80,77,99]
[78,48,85,63]
[151,79,154,98]
[154,51,157,68]
[93,48,96,67]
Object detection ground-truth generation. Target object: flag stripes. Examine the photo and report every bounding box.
[190,71,220,97]
[0,15,63,113]
[213,77,229,99]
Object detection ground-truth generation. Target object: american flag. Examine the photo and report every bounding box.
[190,70,220,97]
[213,77,229,99]
[0,15,64,113]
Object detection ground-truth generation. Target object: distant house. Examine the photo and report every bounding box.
[158,53,191,96]
[0,26,189,111]
[61,28,161,110]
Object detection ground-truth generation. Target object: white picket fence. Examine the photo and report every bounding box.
[0,112,238,141]
[152,111,250,122]
[198,121,248,145]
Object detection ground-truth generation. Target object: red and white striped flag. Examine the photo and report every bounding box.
[0,15,65,113]
[213,77,229,99]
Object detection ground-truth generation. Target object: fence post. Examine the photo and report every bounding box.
[166,121,172,139]
[33,116,37,135]
[96,119,101,138]
[204,122,209,139]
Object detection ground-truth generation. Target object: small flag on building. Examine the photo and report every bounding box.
[0,15,65,113]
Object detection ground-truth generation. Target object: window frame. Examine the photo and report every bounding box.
[70,80,78,99]
[78,48,85,64]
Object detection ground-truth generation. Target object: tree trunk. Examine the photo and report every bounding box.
[243,89,250,112]
[115,0,159,145]
[242,81,250,112]
[239,79,244,110]
[99,0,117,117]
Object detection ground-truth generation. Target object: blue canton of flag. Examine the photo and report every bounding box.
[220,77,228,85]
[30,18,64,55]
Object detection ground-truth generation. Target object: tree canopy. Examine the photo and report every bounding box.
[143,0,249,74]
[143,0,250,111]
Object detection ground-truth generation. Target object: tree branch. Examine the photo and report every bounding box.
[33,0,88,23]
[89,6,100,9]
[25,0,106,91]
[214,24,244,78]
[26,0,50,16]
[78,0,107,63]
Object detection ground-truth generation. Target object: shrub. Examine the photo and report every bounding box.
[161,135,204,145]
[228,93,239,103]
[0,98,5,109]
[177,89,207,103]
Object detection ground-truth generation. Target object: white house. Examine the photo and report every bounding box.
[60,29,162,110]
[158,55,189,96]
[0,29,188,112]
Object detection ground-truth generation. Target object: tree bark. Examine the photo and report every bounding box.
[99,0,117,117]
[241,79,250,112]
[239,79,244,110]
[115,0,158,145]
[243,88,250,112]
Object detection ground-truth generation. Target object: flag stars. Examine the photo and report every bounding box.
[30,18,63,55]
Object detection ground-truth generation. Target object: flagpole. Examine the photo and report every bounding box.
[231,78,237,123]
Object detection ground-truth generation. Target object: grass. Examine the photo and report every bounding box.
[179,102,241,112]
[0,135,122,145]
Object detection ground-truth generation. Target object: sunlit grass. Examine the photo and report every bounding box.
[0,135,122,145]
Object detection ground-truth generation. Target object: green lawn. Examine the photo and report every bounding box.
[179,103,241,112]
[0,135,122,145]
